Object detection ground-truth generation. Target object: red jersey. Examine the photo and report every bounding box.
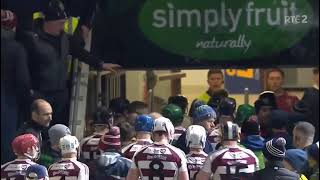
[48,158,89,180]
[1,159,36,180]
[186,151,208,180]
[276,92,299,112]
[80,133,103,161]
[121,139,153,160]
[201,145,259,180]
[131,143,188,180]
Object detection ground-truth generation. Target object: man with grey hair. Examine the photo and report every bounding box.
[293,121,315,150]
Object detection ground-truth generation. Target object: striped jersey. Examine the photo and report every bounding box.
[201,145,259,180]
[131,143,188,180]
[121,139,153,160]
[80,133,103,161]
[48,158,89,180]
[1,159,36,180]
[186,151,208,180]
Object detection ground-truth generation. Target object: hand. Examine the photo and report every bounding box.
[101,63,122,73]
[1,9,14,22]
[81,25,90,40]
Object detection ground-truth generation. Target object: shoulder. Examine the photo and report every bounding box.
[121,142,136,153]
[167,144,186,158]
[198,92,210,103]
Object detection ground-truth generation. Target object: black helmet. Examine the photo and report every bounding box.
[207,89,229,111]
[109,97,130,115]
[218,97,237,117]
[43,0,67,21]
[93,106,113,126]
[168,95,188,113]
[254,91,278,114]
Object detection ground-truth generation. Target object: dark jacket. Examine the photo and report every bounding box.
[300,87,319,142]
[94,152,132,180]
[175,131,213,154]
[18,27,103,92]
[17,120,44,147]
[249,161,300,180]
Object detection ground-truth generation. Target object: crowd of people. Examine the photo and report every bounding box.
[1,67,319,180]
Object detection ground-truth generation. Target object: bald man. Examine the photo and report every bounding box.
[18,99,53,148]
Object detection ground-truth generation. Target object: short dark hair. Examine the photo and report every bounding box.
[128,101,148,114]
[118,122,135,142]
[207,69,224,79]
[266,68,285,78]
[294,121,315,138]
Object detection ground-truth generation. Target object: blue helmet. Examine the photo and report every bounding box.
[135,115,154,133]
[193,105,217,123]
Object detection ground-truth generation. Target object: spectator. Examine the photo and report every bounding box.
[25,164,49,180]
[300,68,319,142]
[196,121,259,180]
[235,104,255,127]
[118,122,136,148]
[19,0,121,126]
[240,117,266,169]
[127,101,149,125]
[48,135,89,179]
[127,117,189,180]
[198,69,228,104]
[283,149,309,180]
[306,142,319,180]
[18,99,53,149]
[176,105,215,154]
[254,91,278,139]
[249,137,300,180]
[185,125,208,180]
[1,134,39,179]
[122,115,153,160]
[293,122,315,150]
[38,124,71,168]
[168,95,189,115]
[269,110,294,149]
[265,68,299,112]
[1,11,32,163]
[161,104,186,145]
[95,126,132,179]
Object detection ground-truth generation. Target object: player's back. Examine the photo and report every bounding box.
[208,146,259,180]
[186,151,208,180]
[133,143,187,180]
[48,158,89,180]
[1,159,36,180]
[80,134,103,161]
[122,139,153,160]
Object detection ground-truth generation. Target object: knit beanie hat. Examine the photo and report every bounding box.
[241,116,260,136]
[98,126,121,152]
[48,124,71,145]
[284,149,308,172]
[263,137,286,161]
[25,164,49,180]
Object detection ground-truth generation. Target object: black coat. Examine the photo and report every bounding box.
[249,161,300,180]
[300,87,319,142]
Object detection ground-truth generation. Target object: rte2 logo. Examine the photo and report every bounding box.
[284,15,308,24]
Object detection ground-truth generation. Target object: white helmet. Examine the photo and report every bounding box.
[59,135,79,155]
[186,125,207,149]
[153,117,175,140]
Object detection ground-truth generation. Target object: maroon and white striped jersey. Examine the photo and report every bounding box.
[201,145,259,180]
[1,159,36,180]
[207,127,221,151]
[173,126,186,142]
[131,143,188,180]
[80,133,103,161]
[48,158,89,180]
[186,151,208,180]
[121,139,153,160]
